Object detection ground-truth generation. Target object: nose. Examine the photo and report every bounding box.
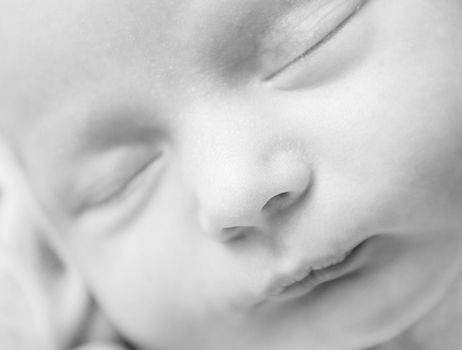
[189,127,313,242]
[200,155,312,241]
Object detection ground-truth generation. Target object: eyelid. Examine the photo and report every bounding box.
[91,154,159,207]
[260,0,369,81]
[74,151,161,212]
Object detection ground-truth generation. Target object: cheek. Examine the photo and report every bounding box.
[77,233,196,349]
[365,54,462,227]
[326,2,462,230]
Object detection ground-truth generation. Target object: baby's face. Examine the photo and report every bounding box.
[3,0,462,349]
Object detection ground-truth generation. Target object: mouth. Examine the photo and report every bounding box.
[263,238,370,301]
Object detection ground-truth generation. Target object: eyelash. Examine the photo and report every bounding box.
[265,0,369,81]
[86,155,159,210]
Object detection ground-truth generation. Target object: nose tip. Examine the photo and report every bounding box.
[198,159,312,242]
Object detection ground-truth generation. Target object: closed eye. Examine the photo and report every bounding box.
[92,155,158,207]
[75,151,162,213]
[263,0,370,81]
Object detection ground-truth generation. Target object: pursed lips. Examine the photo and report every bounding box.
[258,238,369,302]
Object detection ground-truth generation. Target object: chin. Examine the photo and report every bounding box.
[313,273,461,348]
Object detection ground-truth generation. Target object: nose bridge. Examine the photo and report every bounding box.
[180,97,312,240]
[183,99,266,210]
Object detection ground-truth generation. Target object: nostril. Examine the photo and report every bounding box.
[221,226,257,241]
[262,191,293,213]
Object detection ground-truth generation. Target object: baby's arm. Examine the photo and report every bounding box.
[0,265,126,350]
[0,142,54,349]
[0,142,128,350]
[0,261,128,350]
[0,255,52,350]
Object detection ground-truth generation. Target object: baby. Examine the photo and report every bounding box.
[1,0,462,349]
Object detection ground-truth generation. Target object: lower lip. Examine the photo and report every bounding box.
[269,239,370,301]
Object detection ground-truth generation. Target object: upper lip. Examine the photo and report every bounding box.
[260,240,364,300]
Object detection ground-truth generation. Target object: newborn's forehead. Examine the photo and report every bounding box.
[1,0,290,141]
[1,0,194,119]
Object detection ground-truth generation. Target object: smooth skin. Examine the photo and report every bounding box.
[1,0,462,349]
